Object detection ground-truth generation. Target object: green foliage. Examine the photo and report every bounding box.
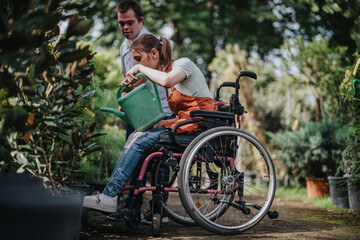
[0,0,101,188]
[282,36,348,118]
[209,43,314,135]
[278,0,360,57]
[80,125,125,182]
[277,186,348,210]
[268,118,348,179]
[75,0,284,77]
[75,48,126,182]
[276,186,307,201]
[342,55,360,188]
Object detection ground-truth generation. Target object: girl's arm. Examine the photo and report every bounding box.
[153,117,179,129]
[122,64,186,88]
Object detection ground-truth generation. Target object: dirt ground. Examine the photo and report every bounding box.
[80,194,360,240]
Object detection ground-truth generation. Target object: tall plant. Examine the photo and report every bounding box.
[282,37,348,120]
[268,118,347,182]
[341,56,360,188]
[0,0,102,189]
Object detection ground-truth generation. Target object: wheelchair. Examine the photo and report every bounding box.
[105,71,278,237]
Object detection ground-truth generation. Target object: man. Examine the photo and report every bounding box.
[111,0,171,224]
[117,0,172,137]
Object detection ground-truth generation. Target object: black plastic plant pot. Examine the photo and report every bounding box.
[347,180,360,212]
[328,176,349,208]
[63,185,92,228]
[0,174,83,240]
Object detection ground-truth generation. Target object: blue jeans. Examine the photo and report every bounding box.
[124,115,176,207]
[103,127,166,198]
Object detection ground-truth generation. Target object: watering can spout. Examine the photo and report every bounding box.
[100,107,129,123]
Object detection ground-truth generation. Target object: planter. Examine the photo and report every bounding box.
[64,185,92,228]
[305,177,329,198]
[328,176,349,208]
[0,174,83,240]
[347,180,360,212]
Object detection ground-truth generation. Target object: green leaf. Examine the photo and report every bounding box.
[16,164,26,174]
[16,153,28,164]
[81,146,102,158]
[58,46,91,63]
[90,133,107,139]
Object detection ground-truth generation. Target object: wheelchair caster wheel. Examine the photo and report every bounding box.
[268,211,278,219]
[242,208,251,215]
[152,213,161,237]
[125,210,141,229]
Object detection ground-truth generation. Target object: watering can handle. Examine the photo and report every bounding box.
[116,73,162,109]
[353,79,360,97]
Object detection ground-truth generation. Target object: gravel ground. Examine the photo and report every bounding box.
[80,194,360,240]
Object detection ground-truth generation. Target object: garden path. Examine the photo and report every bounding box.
[81,194,360,240]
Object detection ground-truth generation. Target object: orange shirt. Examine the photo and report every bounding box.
[164,87,217,134]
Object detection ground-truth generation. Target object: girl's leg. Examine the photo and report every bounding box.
[83,127,165,212]
[103,127,165,197]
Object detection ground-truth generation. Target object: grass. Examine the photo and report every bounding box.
[275,186,348,211]
[275,186,307,201]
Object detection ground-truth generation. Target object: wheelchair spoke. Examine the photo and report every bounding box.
[179,127,276,235]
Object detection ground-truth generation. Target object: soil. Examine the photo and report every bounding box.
[80,194,360,240]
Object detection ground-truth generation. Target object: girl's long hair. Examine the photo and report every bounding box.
[131,34,172,72]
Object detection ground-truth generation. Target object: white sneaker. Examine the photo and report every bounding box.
[83,191,118,213]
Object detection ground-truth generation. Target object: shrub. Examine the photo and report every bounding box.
[342,56,360,188]
[268,118,347,181]
[0,0,102,189]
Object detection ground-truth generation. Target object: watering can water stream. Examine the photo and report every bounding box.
[100,73,165,132]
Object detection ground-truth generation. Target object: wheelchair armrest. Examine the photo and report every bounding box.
[170,118,204,147]
[190,110,234,120]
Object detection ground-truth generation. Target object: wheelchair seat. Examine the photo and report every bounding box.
[148,129,197,153]
[147,109,235,154]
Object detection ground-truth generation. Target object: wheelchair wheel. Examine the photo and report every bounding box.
[151,213,161,237]
[178,127,276,235]
[151,158,195,226]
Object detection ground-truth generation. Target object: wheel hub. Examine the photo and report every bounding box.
[222,175,235,186]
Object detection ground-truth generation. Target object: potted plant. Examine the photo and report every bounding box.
[269,118,347,198]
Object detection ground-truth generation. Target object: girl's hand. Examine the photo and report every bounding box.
[153,117,178,128]
[124,64,140,83]
[120,78,134,93]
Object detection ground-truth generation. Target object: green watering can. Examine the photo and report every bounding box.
[100,73,165,132]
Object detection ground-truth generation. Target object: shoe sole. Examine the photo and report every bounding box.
[83,205,117,213]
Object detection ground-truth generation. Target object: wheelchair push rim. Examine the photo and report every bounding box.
[178,127,276,235]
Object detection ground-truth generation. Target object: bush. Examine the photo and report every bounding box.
[342,56,360,188]
[0,0,102,188]
[268,118,347,181]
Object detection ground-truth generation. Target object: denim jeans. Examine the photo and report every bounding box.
[123,115,176,207]
[103,127,166,198]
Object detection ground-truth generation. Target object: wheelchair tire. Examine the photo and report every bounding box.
[151,213,161,237]
[178,127,276,235]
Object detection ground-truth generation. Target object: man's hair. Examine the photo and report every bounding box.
[116,0,143,21]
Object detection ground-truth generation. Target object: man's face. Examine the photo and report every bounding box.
[117,9,143,40]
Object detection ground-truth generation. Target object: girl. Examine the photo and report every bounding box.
[83,34,217,213]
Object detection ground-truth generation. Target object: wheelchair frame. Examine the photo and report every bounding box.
[108,71,278,236]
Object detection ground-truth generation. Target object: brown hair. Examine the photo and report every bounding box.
[116,0,143,21]
[131,34,172,72]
